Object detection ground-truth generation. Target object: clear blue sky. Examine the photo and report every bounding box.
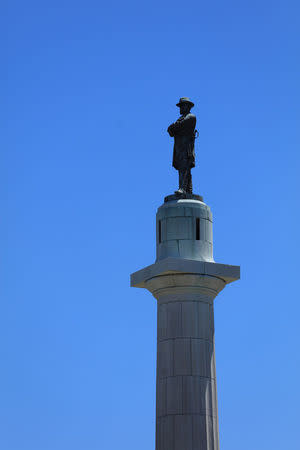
[1,1,300,449]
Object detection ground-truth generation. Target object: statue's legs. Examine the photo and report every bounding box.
[186,169,192,193]
[178,168,193,194]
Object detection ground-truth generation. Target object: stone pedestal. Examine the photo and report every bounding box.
[131,197,240,450]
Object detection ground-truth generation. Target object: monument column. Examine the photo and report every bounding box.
[149,273,224,450]
[131,197,240,450]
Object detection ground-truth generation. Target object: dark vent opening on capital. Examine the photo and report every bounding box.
[196,217,200,240]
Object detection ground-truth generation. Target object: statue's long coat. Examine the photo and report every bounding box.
[168,113,196,170]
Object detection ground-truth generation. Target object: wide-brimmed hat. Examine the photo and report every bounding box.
[176,97,194,108]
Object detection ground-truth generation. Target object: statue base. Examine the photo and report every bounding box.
[164,193,204,203]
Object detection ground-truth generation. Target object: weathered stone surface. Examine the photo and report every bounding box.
[177,240,213,262]
[131,266,238,450]
[181,302,198,338]
[166,217,194,240]
[191,339,216,378]
[157,378,167,417]
[156,416,174,450]
[151,275,221,449]
[156,199,214,262]
[157,340,174,378]
[174,415,193,450]
[166,376,183,415]
[166,302,182,339]
[192,415,219,450]
[173,338,192,376]
[131,257,240,289]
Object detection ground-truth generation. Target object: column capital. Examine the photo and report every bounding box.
[131,257,240,302]
[147,273,226,302]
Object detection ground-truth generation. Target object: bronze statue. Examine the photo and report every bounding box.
[168,97,197,195]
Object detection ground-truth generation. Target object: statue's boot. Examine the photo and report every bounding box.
[174,188,186,195]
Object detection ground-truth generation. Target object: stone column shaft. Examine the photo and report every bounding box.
[146,274,224,450]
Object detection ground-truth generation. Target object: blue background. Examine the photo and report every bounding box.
[1,1,300,449]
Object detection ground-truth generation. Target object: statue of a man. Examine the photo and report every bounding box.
[167,97,197,195]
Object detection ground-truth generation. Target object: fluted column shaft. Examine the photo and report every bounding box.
[145,273,225,450]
